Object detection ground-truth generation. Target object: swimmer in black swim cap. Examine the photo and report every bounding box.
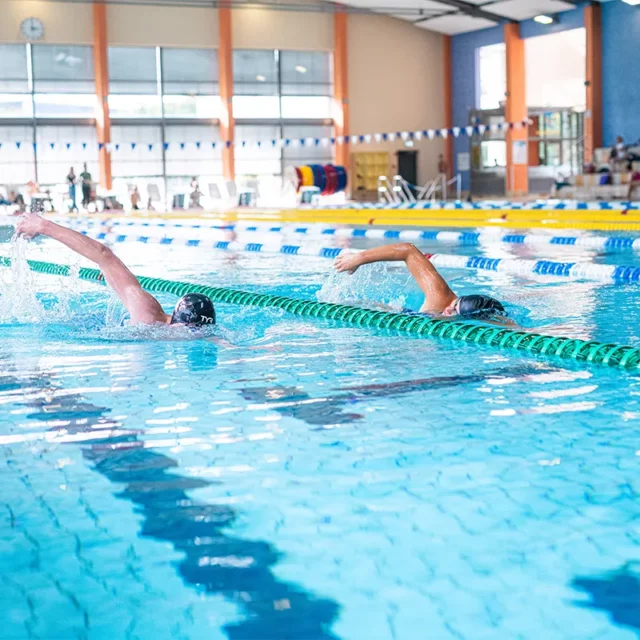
[16,214,215,328]
[335,243,510,323]
[171,293,216,326]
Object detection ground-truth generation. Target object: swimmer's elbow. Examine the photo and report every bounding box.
[95,242,116,265]
[396,243,422,261]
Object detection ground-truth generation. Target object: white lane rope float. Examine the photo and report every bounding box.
[78,230,640,284]
[48,216,640,253]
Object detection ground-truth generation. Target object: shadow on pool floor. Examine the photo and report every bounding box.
[572,563,640,635]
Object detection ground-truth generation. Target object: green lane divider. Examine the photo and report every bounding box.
[3,255,640,369]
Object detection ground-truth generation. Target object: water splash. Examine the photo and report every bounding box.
[316,261,410,311]
[0,234,44,323]
[0,233,90,325]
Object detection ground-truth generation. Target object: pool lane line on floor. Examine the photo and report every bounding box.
[0,349,341,639]
[76,231,640,284]
[2,256,639,369]
[50,216,640,253]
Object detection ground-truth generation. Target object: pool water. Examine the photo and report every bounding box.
[2,226,640,640]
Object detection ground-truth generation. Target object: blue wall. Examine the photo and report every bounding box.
[451,26,503,190]
[602,1,640,146]
[450,5,586,189]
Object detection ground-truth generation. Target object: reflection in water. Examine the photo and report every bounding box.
[239,364,548,427]
[2,353,340,640]
[572,564,640,634]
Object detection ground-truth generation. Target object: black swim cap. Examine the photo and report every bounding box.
[170,293,216,326]
[457,294,505,319]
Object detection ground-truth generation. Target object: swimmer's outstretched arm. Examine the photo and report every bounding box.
[15,214,168,325]
[335,243,457,313]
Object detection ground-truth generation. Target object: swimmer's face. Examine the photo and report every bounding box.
[442,299,460,317]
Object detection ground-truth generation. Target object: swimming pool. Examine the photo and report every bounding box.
[2,220,640,640]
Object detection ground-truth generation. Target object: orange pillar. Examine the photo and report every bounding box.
[333,10,349,169]
[93,2,112,190]
[585,2,602,165]
[443,36,453,179]
[504,23,528,196]
[219,6,235,181]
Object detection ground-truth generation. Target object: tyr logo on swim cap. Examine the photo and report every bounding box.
[171,293,216,326]
[457,294,505,319]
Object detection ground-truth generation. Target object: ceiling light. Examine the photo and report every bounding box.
[621,0,640,5]
[256,75,266,82]
[295,65,307,74]
[534,14,555,24]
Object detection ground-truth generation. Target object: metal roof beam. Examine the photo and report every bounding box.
[413,0,513,25]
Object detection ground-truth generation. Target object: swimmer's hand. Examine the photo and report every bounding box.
[15,213,45,240]
[335,253,362,275]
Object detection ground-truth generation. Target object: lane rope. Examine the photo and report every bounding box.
[1,255,639,369]
[78,230,640,284]
[51,216,640,253]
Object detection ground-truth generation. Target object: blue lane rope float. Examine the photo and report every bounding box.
[1,255,639,370]
[51,217,640,253]
[76,230,640,284]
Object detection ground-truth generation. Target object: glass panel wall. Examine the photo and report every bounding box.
[36,125,98,187]
[108,46,161,117]
[0,126,35,185]
[165,123,222,206]
[33,45,96,117]
[0,44,334,202]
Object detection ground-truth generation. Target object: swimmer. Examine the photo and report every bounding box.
[15,213,215,327]
[335,243,508,321]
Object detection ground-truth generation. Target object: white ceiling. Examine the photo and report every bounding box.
[338,0,600,35]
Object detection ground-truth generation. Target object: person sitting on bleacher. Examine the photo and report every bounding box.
[610,136,628,169]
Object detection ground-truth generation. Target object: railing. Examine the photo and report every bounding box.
[380,173,462,204]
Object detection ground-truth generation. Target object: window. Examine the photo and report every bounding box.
[233,50,279,95]
[280,51,332,96]
[477,43,506,110]
[280,96,332,119]
[34,94,97,118]
[109,47,158,94]
[31,45,96,118]
[108,95,162,119]
[162,95,221,119]
[32,45,95,94]
[111,125,163,178]
[165,124,222,178]
[0,45,29,93]
[108,46,161,118]
[233,50,280,119]
[161,48,218,95]
[0,94,32,118]
[0,126,35,184]
[35,125,98,186]
[235,124,281,177]
[282,124,333,167]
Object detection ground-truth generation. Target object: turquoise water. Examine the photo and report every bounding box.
[2,229,640,639]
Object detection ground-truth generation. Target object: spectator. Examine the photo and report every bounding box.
[146,197,155,212]
[130,186,141,211]
[438,153,449,177]
[67,166,78,212]
[610,136,628,170]
[628,169,640,202]
[9,190,26,213]
[0,191,10,206]
[189,182,202,209]
[80,163,92,209]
